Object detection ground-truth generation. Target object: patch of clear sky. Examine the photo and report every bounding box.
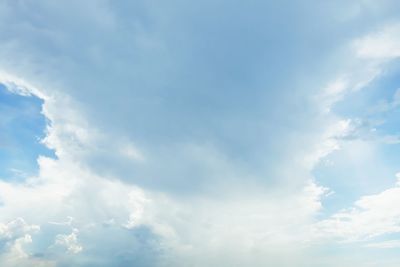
[0,84,55,181]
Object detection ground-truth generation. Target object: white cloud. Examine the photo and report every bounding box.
[1,2,400,266]
[54,228,82,254]
[315,172,400,241]
[0,77,335,265]
[309,23,400,245]
[0,218,53,267]
[354,23,400,60]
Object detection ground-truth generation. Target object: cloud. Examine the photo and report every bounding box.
[0,218,53,267]
[0,72,336,266]
[316,20,400,233]
[354,23,400,60]
[0,0,377,193]
[315,173,400,241]
[54,228,82,254]
[1,1,400,266]
[0,218,39,249]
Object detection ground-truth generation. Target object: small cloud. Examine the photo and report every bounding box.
[48,216,74,226]
[119,142,145,162]
[54,228,83,254]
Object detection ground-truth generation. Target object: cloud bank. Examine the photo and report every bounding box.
[1,1,400,266]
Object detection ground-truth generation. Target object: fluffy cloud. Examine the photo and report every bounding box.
[54,229,82,254]
[315,173,400,241]
[0,218,54,267]
[1,1,400,266]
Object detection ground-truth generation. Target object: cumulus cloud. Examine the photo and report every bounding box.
[54,228,82,254]
[0,218,54,267]
[315,172,400,241]
[1,1,400,266]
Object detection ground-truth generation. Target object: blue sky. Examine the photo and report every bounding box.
[1,1,400,266]
[0,84,54,180]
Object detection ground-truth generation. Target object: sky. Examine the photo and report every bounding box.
[1,1,400,266]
